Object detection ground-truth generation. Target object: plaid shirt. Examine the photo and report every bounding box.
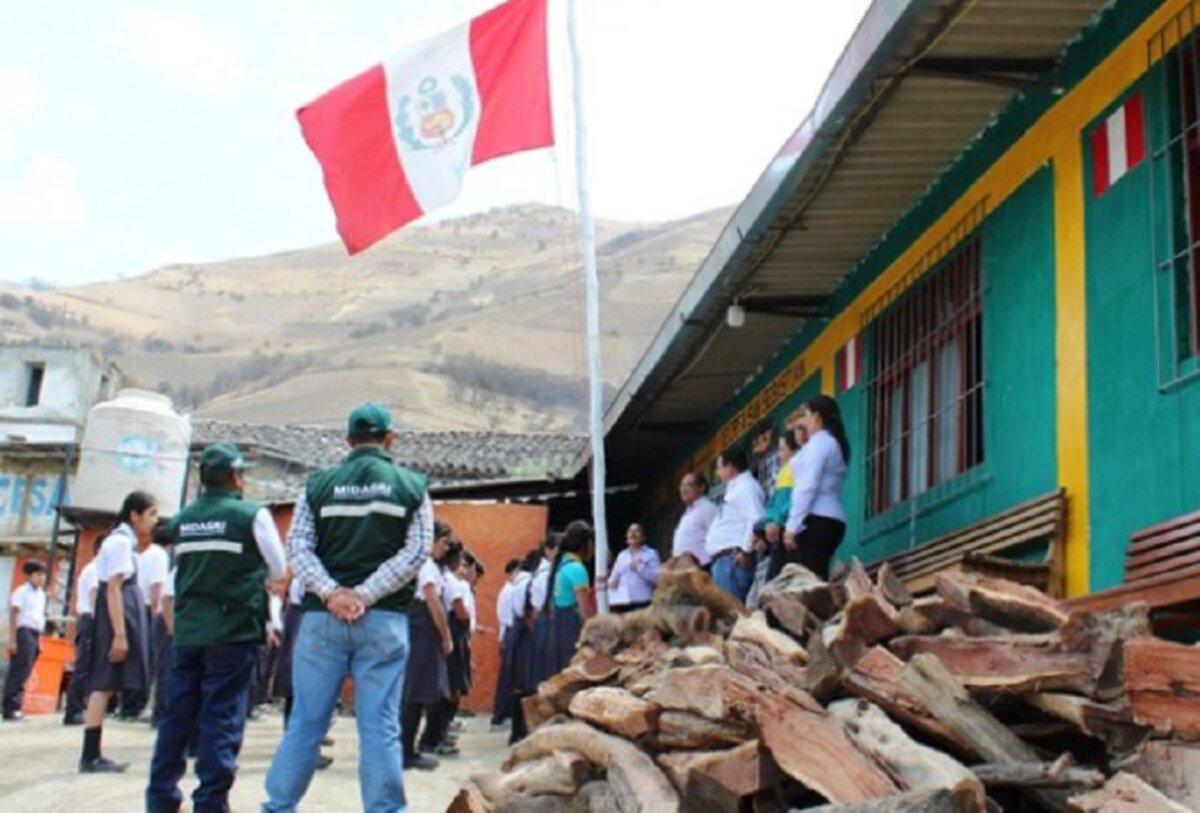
[287,491,434,607]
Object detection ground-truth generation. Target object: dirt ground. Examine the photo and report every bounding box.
[0,709,509,811]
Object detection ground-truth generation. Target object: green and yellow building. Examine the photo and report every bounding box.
[604,0,1200,597]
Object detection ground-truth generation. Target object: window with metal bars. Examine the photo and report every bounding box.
[1151,14,1200,384]
[865,236,985,516]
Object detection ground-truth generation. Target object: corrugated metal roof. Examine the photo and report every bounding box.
[604,0,1111,477]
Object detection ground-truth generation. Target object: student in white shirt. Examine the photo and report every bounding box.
[705,445,765,603]
[671,473,718,566]
[400,523,453,771]
[3,560,47,721]
[64,548,101,726]
[783,395,850,579]
[80,490,159,774]
[607,523,662,612]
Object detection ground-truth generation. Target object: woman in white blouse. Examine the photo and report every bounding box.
[783,395,850,579]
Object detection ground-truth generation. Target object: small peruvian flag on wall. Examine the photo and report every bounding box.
[835,334,862,393]
[1090,91,1146,197]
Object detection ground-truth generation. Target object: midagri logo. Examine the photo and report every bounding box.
[333,483,393,500]
[180,520,227,537]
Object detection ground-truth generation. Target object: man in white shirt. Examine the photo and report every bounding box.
[64,554,100,725]
[4,560,47,721]
[704,446,765,603]
[490,559,520,729]
[671,473,718,566]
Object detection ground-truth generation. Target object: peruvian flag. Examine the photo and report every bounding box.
[1090,92,1146,198]
[835,334,862,393]
[298,0,553,254]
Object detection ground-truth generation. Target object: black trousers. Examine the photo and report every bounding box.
[3,627,40,716]
[776,515,847,580]
[65,615,94,720]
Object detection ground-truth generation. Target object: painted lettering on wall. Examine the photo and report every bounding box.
[0,473,62,535]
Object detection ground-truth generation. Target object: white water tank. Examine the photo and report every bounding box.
[74,389,192,518]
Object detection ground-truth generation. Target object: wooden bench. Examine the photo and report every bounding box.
[1067,508,1200,616]
[867,490,1067,597]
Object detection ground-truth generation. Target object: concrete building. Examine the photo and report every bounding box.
[603,0,1200,603]
[0,343,123,444]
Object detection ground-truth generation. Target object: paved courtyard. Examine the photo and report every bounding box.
[0,710,508,812]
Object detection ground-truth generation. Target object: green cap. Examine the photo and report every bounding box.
[347,402,393,437]
[199,441,252,473]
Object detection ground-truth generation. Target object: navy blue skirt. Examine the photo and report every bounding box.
[508,623,536,695]
[89,577,149,693]
[447,615,472,696]
[529,612,555,686]
[551,607,583,675]
[404,603,448,705]
[272,604,304,700]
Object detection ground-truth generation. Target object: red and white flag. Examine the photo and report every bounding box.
[1090,91,1145,198]
[299,0,553,254]
[835,334,862,393]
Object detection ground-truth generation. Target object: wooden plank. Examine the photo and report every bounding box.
[1125,533,1200,574]
[893,517,1060,581]
[1124,637,1200,739]
[1129,507,1200,544]
[1066,565,1200,613]
[888,511,1061,577]
[1026,693,1150,755]
[1125,547,1200,583]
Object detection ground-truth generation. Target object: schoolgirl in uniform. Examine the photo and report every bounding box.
[528,533,560,687]
[400,522,453,771]
[79,491,157,774]
[549,520,594,673]
[507,549,538,744]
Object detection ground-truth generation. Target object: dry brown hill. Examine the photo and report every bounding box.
[0,204,728,432]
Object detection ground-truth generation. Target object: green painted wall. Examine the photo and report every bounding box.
[1084,68,1200,590]
[839,168,1059,564]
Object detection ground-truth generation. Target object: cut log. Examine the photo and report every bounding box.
[896,597,964,636]
[802,625,845,702]
[728,610,807,662]
[845,557,875,600]
[730,686,900,804]
[657,741,782,813]
[651,565,746,624]
[877,561,914,607]
[759,563,840,636]
[805,787,985,813]
[644,664,735,720]
[971,756,1104,789]
[936,571,1068,633]
[568,687,661,740]
[447,785,492,813]
[842,646,974,754]
[1027,693,1149,754]
[506,721,681,811]
[474,751,592,803]
[1114,741,1200,810]
[536,652,620,712]
[520,693,558,732]
[1069,772,1191,813]
[1124,636,1200,739]
[654,710,752,750]
[829,699,985,810]
[899,654,1068,812]
[824,591,900,669]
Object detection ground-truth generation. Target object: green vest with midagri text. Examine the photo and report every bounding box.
[302,446,428,613]
[172,490,266,647]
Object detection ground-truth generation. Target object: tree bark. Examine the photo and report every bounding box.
[569,687,661,740]
[1124,636,1200,739]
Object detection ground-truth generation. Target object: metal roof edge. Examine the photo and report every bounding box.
[602,0,933,437]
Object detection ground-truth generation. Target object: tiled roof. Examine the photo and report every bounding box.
[190,418,588,487]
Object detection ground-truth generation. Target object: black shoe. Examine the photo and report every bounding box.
[63,714,84,726]
[449,720,465,733]
[315,754,334,771]
[80,757,129,774]
[427,742,459,757]
[3,712,25,722]
[404,753,439,771]
[320,736,335,747]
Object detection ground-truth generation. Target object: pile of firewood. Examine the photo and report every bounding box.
[449,558,1200,812]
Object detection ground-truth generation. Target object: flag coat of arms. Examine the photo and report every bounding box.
[299,0,553,253]
[1090,91,1145,198]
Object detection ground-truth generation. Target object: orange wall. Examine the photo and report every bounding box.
[434,502,548,713]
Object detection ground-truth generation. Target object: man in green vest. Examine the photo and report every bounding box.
[262,402,433,813]
[145,442,288,813]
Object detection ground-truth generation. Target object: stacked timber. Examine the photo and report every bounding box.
[450,559,1200,812]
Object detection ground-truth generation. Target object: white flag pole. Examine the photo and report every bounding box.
[566,0,609,614]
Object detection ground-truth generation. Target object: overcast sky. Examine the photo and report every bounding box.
[0,1,870,286]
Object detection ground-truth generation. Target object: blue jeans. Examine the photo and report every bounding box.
[711,553,754,604]
[145,640,258,813]
[262,610,410,813]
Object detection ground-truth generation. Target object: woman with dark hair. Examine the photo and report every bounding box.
[400,522,454,771]
[783,395,850,579]
[79,490,158,773]
[549,520,594,673]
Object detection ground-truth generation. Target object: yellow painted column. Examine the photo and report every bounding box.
[1053,140,1090,597]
